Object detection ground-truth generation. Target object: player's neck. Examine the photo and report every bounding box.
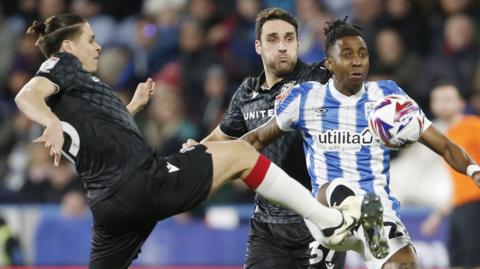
[332,77,362,96]
[264,71,283,89]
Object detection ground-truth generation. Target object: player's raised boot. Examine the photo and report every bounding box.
[321,182,361,246]
[361,193,389,259]
[305,195,361,246]
[322,195,361,245]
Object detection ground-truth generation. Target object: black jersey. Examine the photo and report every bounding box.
[36,52,157,205]
[220,61,329,224]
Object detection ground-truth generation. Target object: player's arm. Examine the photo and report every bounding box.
[241,83,303,150]
[419,125,480,183]
[126,78,155,116]
[240,116,284,151]
[15,77,58,127]
[15,77,63,166]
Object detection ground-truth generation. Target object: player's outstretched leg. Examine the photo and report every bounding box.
[361,193,389,259]
[319,181,389,258]
[202,140,360,241]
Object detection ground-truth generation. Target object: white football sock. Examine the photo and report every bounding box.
[243,155,342,229]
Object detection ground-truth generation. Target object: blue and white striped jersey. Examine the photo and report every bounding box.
[276,79,432,215]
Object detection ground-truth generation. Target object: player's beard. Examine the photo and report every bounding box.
[268,56,296,78]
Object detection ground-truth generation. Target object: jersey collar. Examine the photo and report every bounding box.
[256,61,306,92]
[328,78,366,103]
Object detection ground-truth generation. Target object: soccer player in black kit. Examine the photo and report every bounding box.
[15,14,361,269]
[184,8,346,269]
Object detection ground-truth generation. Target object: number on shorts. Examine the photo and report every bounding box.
[384,221,404,239]
[308,241,324,264]
[308,241,336,266]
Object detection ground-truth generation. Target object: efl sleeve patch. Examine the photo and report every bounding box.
[275,84,302,131]
[38,57,60,73]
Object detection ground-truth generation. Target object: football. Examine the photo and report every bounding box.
[368,95,424,148]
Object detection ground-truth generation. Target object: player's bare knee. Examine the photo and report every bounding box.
[231,140,259,160]
[226,140,261,177]
[214,140,257,175]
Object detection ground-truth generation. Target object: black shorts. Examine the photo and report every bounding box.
[448,200,480,267]
[89,145,213,269]
[245,218,346,269]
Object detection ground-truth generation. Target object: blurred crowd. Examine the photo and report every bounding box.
[1,0,480,208]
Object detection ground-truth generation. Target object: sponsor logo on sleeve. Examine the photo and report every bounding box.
[39,57,60,73]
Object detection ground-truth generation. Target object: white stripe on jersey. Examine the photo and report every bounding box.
[302,82,328,195]
[334,82,363,195]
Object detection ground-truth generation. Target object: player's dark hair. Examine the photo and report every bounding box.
[324,17,363,56]
[27,14,86,57]
[255,8,298,41]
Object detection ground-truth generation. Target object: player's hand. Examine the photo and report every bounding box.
[34,119,64,166]
[420,212,443,236]
[181,139,199,153]
[127,78,155,115]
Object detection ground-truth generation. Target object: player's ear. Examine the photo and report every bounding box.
[324,57,334,72]
[255,40,262,55]
[60,40,74,53]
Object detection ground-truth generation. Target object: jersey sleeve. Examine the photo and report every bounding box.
[219,89,248,138]
[275,84,303,132]
[35,53,80,94]
[377,80,432,133]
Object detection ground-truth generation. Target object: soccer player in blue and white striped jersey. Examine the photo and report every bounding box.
[242,18,480,269]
